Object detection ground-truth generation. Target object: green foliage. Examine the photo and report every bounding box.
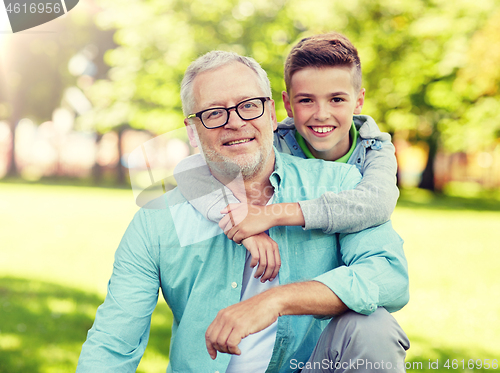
[0,277,172,373]
[0,277,100,372]
[82,0,500,158]
[0,9,108,124]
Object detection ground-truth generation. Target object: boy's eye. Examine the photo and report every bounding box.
[332,97,344,103]
[298,98,312,103]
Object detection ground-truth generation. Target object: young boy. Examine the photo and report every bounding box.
[175,32,398,282]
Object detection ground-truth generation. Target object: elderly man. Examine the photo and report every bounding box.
[77,51,409,373]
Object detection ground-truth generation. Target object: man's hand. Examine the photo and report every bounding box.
[205,291,280,360]
[241,233,281,283]
[205,281,348,360]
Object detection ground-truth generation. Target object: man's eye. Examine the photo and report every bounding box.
[241,102,258,110]
[206,110,223,118]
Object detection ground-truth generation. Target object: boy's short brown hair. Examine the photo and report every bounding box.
[284,32,362,93]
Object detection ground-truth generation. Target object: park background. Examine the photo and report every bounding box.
[1,0,499,372]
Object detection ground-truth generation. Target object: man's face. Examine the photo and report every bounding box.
[283,66,365,161]
[185,62,277,180]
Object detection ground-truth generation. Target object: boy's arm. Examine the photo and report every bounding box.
[299,139,399,234]
[221,139,398,241]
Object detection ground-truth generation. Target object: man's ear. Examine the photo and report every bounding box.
[354,88,365,115]
[184,118,199,148]
[282,91,294,118]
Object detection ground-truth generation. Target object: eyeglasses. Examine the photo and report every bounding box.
[187,97,271,129]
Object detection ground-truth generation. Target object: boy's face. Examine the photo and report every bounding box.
[282,66,365,161]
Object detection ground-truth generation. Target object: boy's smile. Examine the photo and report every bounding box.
[283,66,365,161]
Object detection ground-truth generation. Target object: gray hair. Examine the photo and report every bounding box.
[181,50,272,116]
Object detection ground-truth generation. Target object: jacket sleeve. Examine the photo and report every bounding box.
[298,138,399,234]
[173,154,241,223]
[76,210,160,372]
[313,221,409,315]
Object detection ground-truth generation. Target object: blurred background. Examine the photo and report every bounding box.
[0,0,499,372]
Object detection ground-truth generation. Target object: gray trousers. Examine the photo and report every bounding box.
[301,307,410,373]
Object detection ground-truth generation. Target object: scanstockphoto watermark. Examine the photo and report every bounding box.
[245,181,381,203]
[290,358,422,371]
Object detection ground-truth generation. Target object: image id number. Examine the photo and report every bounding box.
[444,359,498,370]
[6,3,63,14]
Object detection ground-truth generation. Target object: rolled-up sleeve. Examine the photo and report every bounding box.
[77,209,160,372]
[313,221,409,315]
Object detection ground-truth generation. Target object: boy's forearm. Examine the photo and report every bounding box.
[271,202,305,228]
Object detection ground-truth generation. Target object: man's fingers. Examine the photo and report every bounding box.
[205,325,218,360]
[206,319,234,358]
[261,247,276,282]
[226,333,242,356]
[254,247,267,278]
[250,252,259,268]
[270,246,281,281]
[244,241,259,268]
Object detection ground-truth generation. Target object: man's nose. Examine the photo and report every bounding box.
[314,102,330,122]
[224,108,246,130]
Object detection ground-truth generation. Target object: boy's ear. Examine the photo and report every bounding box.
[354,88,366,115]
[282,91,294,118]
[184,119,199,148]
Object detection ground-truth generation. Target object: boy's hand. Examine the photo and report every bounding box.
[241,233,281,283]
[219,203,274,243]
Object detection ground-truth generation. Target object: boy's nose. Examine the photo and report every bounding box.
[314,102,330,121]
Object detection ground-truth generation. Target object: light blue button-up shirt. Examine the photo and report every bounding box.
[77,150,409,373]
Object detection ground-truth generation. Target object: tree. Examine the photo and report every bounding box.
[0,5,113,177]
[84,0,500,190]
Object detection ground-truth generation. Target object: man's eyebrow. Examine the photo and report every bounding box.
[203,95,256,109]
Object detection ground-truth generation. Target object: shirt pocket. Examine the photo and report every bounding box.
[289,234,341,282]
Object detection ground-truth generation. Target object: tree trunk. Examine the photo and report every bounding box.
[418,132,440,192]
[116,127,126,185]
[92,133,104,184]
[5,92,23,178]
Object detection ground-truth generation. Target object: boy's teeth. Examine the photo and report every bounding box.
[227,138,251,145]
[311,126,334,133]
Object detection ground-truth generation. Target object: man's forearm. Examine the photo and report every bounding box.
[205,280,348,359]
[270,280,348,317]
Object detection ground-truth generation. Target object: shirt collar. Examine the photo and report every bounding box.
[295,121,358,163]
[269,147,283,189]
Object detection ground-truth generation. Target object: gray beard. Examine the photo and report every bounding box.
[204,147,270,181]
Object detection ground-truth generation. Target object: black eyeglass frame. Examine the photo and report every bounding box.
[187,97,271,129]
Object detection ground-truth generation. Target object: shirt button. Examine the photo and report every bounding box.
[231,282,238,289]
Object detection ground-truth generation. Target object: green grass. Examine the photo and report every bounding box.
[1,182,499,372]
